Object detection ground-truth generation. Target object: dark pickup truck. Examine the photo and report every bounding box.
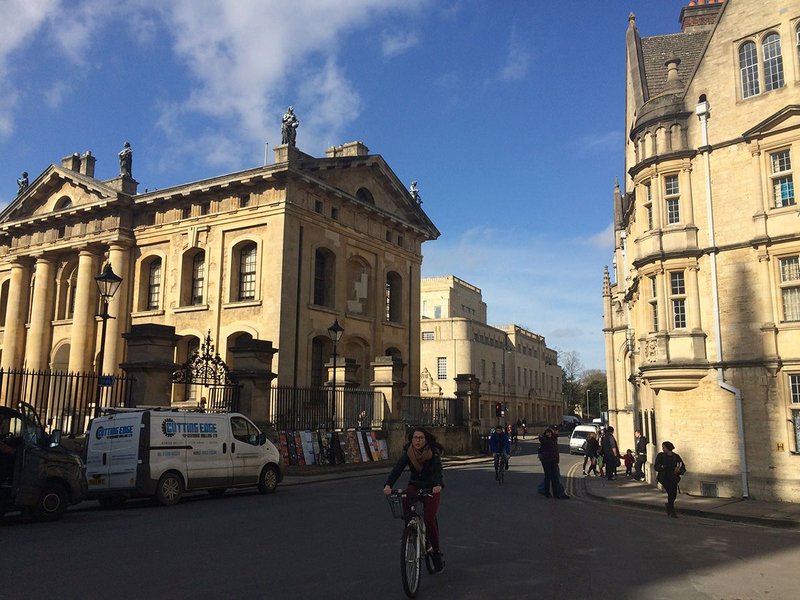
[0,402,87,521]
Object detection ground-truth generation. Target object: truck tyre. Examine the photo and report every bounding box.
[98,494,126,509]
[155,472,183,506]
[258,465,279,494]
[29,482,68,522]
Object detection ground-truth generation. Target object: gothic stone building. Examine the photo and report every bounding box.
[604,0,800,501]
[0,141,439,408]
[420,275,562,427]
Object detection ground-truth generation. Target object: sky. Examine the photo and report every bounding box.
[0,0,694,372]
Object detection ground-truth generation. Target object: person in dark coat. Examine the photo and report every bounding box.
[584,432,600,476]
[654,441,685,518]
[634,430,649,481]
[383,427,446,571]
[601,425,620,480]
[537,428,563,498]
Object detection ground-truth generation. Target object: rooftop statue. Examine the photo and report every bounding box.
[118,141,133,177]
[16,171,29,195]
[281,106,299,146]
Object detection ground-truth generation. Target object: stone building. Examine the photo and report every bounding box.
[604,0,800,501]
[420,275,562,427]
[0,138,439,406]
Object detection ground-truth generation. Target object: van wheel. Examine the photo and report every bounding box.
[30,482,68,522]
[98,494,126,509]
[258,465,279,494]
[155,472,183,506]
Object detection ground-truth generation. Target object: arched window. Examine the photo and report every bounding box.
[356,187,375,205]
[147,259,162,310]
[346,256,371,316]
[313,248,335,308]
[54,196,73,211]
[762,32,784,91]
[385,271,402,323]
[181,249,205,306]
[739,41,759,98]
[238,244,257,301]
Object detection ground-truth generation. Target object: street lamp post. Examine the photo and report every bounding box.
[327,319,344,430]
[93,265,123,418]
[585,389,590,420]
[598,392,603,424]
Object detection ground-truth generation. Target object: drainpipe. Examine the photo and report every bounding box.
[696,96,749,498]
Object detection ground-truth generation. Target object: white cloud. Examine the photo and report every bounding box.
[421,227,608,370]
[498,29,529,82]
[43,81,70,110]
[576,130,620,152]
[584,222,615,251]
[381,29,419,58]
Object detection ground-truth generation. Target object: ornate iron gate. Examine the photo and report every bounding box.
[172,331,239,412]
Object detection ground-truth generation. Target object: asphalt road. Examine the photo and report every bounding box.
[1,438,798,600]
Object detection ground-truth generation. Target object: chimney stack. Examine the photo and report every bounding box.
[79,151,96,177]
[679,0,724,33]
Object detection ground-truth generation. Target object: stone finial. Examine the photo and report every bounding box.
[628,12,636,26]
[603,266,611,296]
[663,57,683,92]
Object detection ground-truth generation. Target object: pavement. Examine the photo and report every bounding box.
[284,454,800,530]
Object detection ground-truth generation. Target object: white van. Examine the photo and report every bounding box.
[569,424,601,454]
[86,408,282,507]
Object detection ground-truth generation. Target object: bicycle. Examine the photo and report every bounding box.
[388,489,439,598]
[493,452,508,484]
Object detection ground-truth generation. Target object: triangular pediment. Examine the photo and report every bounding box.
[742,105,800,141]
[0,165,119,225]
[293,155,440,239]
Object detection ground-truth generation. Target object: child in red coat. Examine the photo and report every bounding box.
[623,449,635,478]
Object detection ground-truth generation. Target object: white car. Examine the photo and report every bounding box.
[569,424,601,454]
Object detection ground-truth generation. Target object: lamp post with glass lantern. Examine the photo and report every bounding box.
[327,319,344,430]
[94,265,123,418]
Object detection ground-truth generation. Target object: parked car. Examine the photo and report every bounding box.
[569,424,601,454]
[0,402,87,521]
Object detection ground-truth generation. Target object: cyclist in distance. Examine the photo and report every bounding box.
[383,427,446,571]
[489,425,511,477]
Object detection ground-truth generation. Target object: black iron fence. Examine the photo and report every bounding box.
[402,395,465,427]
[0,368,134,436]
[269,386,387,431]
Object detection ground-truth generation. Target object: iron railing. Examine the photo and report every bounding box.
[402,395,465,427]
[0,368,135,436]
[269,386,387,431]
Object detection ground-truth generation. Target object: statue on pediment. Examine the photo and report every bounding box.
[118,141,133,177]
[281,106,299,146]
[410,181,422,205]
[16,172,28,195]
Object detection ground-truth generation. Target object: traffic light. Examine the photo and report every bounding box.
[495,402,502,417]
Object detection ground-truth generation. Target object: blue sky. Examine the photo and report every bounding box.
[0,0,692,371]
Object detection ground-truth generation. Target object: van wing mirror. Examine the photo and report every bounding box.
[258,432,267,446]
[49,429,62,447]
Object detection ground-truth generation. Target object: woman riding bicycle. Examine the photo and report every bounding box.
[383,427,445,572]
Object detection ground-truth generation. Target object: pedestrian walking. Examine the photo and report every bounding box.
[584,432,599,476]
[654,441,686,518]
[601,426,620,480]
[634,430,648,481]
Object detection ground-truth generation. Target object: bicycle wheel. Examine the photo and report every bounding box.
[401,521,421,598]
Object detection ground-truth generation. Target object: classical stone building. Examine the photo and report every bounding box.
[604,0,800,501]
[0,138,439,407]
[420,275,562,427]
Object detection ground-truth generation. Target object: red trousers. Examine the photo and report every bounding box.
[403,485,442,552]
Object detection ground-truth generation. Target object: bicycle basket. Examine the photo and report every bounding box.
[387,492,405,519]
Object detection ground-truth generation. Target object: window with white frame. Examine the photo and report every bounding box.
[669,271,686,328]
[739,40,760,98]
[771,149,795,208]
[644,182,653,230]
[789,373,800,450]
[421,331,434,340]
[147,259,161,310]
[191,252,205,305]
[762,32,785,91]
[779,256,800,321]
[664,175,680,224]
[649,275,659,332]
[238,244,257,301]
[436,357,447,380]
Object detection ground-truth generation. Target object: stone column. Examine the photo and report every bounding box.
[68,249,99,373]
[371,356,406,458]
[103,243,131,374]
[25,255,56,371]
[1,258,32,370]
[119,324,180,408]
[454,373,482,451]
[229,339,278,426]
[325,357,360,429]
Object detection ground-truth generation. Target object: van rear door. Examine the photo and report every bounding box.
[86,412,141,492]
